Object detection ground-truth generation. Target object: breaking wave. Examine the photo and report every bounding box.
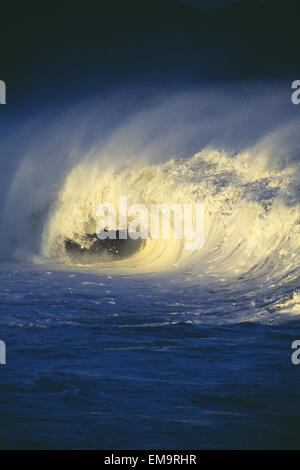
[1,85,299,319]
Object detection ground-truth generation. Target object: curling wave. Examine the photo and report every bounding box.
[38,147,300,280]
[1,86,300,319]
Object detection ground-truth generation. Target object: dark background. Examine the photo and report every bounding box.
[0,0,300,116]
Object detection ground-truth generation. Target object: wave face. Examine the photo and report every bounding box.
[1,86,300,321]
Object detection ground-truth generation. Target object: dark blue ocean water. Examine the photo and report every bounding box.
[0,264,300,449]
